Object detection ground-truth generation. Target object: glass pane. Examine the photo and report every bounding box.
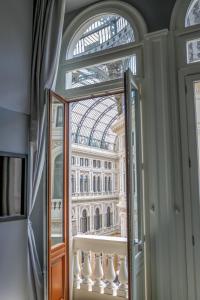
[131,89,139,241]
[185,0,200,27]
[187,38,200,64]
[66,56,136,89]
[73,14,134,57]
[50,97,64,246]
[194,81,200,179]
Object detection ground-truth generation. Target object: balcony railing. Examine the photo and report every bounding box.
[73,235,144,299]
[72,191,118,199]
[73,235,127,299]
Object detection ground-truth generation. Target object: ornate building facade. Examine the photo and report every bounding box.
[51,99,128,241]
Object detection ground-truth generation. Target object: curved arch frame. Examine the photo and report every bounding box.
[80,207,90,217]
[170,0,196,30]
[61,0,147,61]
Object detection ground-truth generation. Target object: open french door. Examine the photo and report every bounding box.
[48,92,69,300]
[125,69,145,300]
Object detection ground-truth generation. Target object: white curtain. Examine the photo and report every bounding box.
[28,1,65,299]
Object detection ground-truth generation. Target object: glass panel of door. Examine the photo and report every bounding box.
[50,97,65,246]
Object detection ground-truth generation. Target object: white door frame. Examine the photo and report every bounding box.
[178,70,200,300]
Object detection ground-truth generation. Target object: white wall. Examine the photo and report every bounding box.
[0,0,33,299]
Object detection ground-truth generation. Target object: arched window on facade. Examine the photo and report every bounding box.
[84,175,89,193]
[85,158,89,167]
[94,208,102,230]
[108,176,112,192]
[105,176,108,192]
[81,209,89,233]
[53,154,63,198]
[71,174,76,194]
[106,206,112,227]
[97,176,101,192]
[93,175,97,192]
[80,175,84,193]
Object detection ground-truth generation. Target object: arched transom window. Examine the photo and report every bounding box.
[185,0,200,27]
[73,14,135,57]
[180,0,200,64]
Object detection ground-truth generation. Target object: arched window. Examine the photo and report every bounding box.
[56,1,147,161]
[71,174,76,194]
[80,175,84,193]
[93,160,97,168]
[93,175,97,192]
[85,158,89,167]
[81,209,88,233]
[170,0,200,64]
[97,176,101,192]
[84,175,89,193]
[185,1,200,63]
[73,15,134,58]
[71,156,76,165]
[185,0,200,27]
[105,176,108,192]
[53,154,63,198]
[94,208,102,230]
[107,206,112,227]
[80,158,84,166]
[108,176,112,192]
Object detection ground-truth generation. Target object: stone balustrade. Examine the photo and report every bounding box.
[72,191,118,199]
[73,235,129,298]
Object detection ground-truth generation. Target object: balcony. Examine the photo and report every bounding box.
[73,235,144,300]
[72,191,118,201]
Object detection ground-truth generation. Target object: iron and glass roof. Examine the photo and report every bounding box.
[71,95,122,152]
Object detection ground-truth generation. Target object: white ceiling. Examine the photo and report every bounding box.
[65,0,100,12]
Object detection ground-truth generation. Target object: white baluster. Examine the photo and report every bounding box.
[118,255,128,298]
[104,254,117,296]
[93,253,105,294]
[73,250,82,289]
[81,251,93,291]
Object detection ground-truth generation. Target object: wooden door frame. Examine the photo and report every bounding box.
[48,91,70,300]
